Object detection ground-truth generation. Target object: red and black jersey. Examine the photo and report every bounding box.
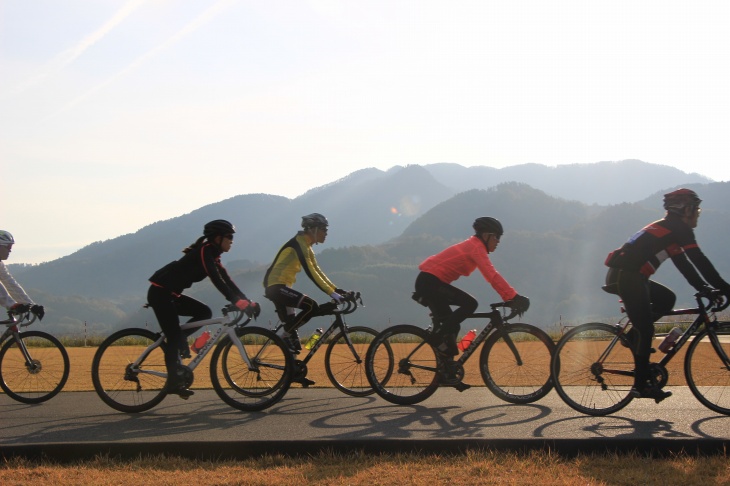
[605,214,729,291]
[149,242,246,303]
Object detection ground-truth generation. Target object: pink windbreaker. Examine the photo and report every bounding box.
[419,236,517,301]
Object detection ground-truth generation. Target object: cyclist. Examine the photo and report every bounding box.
[263,213,351,355]
[147,219,258,398]
[414,217,530,360]
[0,231,37,314]
[605,188,730,402]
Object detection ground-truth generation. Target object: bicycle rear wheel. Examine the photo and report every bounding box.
[211,326,292,411]
[0,330,70,404]
[365,324,439,405]
[325,326,383,397]
[551,322,635,416]
[479,323,554,404]
[91,328,167,413]
[685,321,730,415]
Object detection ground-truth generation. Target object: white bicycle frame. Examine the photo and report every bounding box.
[1,313,39,361]
[131,311,261,380]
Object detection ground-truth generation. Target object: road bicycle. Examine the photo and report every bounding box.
[91,304,293,413]
[551,289,730,416]
[364,301,555,405]
[0,304,70,404]
[273,292,381,397]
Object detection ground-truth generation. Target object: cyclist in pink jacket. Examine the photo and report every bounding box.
[415,217,530,358]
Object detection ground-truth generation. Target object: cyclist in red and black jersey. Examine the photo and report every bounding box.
[605,188,730,402]
[147,219,258,398]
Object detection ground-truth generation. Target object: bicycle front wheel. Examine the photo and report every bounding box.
[91,328,167,413]
[479,323,554,404]
[685,321,730,415]
[325,326,383,397]
[210,326,292,412]
[365,324,438,405]
[0,330,70,404]
[551,322,635,416]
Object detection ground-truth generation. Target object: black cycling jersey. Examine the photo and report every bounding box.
[149,242,247,303]
[605,213,729,292]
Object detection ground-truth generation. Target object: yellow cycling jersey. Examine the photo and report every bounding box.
[263,232,336,295]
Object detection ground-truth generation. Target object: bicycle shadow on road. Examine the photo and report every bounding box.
[533,415,701,440]
[287,396,552,440]
[1,395,269,445]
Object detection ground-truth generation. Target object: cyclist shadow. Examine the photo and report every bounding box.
[280,395,552,440]
[2,394,265,444]
[533,415,695,439]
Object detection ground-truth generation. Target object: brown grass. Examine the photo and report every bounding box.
[2,449,729,485]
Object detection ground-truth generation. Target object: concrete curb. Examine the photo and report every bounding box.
[2,439,728,462]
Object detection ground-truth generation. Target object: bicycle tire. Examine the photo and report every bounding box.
[479,323,554,404]
[365,324,439,405]
[210,326,293,411]
[685,321,730,415]
[325,326,384,397]
[0,330,70,404]
[91,328,167,413]
[551,322,635,416]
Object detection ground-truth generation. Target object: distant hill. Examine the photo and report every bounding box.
[9,161,726,336]
[424,159,711,204]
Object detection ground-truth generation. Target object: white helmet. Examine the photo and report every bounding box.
[0,230,14,246]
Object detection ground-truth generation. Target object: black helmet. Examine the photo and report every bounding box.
[203,219,235,238]
[301,213,329,229]
[473,217,503,236]
[663,188,702,214]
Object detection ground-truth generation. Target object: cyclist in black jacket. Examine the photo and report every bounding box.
[605,188,730,402]
[147,219,257,398]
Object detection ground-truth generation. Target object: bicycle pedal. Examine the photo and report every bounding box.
[453,382,471,392]
[294,377,315,387]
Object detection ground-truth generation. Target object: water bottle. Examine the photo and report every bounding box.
[457,329,477,352]
[191,331,211,354]
[304,328,324,350]
[658,327,682,353]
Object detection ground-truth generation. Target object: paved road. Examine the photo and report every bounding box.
[2,386,729,459]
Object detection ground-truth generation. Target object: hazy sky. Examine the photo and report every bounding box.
[3,1,730,264]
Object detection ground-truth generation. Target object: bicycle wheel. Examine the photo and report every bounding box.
[365,324,439,405]
[0,330,70,404]
[685,321,730,415]
[551,322,635,416]
[210,326,292,411]
[479,323,554,404]
[91,328,167,413]
[325,326,384,397]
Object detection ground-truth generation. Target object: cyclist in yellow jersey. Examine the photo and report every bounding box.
[263,213,350,354]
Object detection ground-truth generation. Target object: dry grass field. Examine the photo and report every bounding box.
[2,449,729,485]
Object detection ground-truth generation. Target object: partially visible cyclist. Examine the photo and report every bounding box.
[147,219,259,398]
[605,188,730,402]
[0,230,39,315]
[414,217,530,361]
[263,213,351,354]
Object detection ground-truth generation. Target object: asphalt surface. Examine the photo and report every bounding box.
[2,387,729,460]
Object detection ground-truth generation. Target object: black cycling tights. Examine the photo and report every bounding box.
[264,284,319,333]
[147,285,212,371]
[606,269,676,385]
[414,271,478,336]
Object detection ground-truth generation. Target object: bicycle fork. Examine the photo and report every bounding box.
[5,328,43,374]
